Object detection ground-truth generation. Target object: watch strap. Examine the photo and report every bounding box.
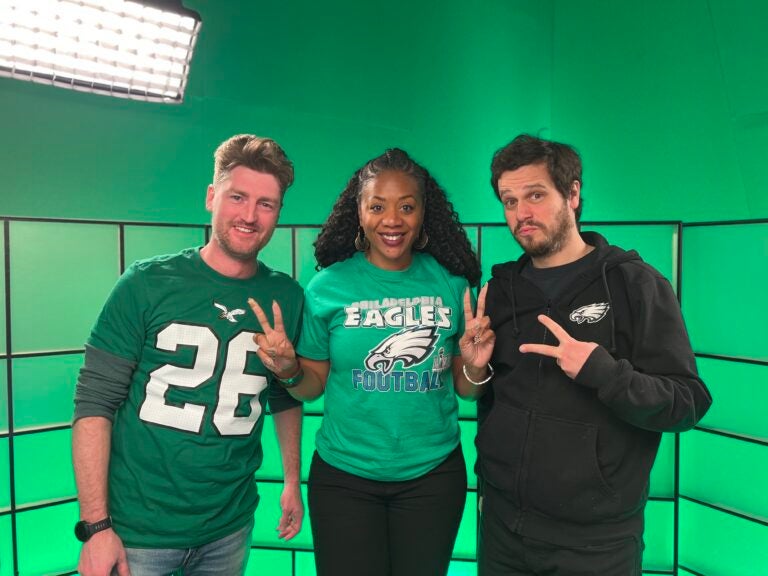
[88,516,112,534]
[75,516,112,542]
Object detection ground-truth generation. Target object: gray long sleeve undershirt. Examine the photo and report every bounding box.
[73,344,136,422]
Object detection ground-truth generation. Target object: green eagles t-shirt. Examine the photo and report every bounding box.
[86,248,303,548]
[297,251,468,481]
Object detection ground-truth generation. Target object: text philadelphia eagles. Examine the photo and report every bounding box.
[344,297,453,393]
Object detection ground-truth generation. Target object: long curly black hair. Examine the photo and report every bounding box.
[314,148,481,287]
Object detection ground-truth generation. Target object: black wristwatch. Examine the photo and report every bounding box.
[74,516,112,542]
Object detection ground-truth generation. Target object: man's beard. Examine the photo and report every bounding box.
[514,202,574,259]
[214,225,264,262]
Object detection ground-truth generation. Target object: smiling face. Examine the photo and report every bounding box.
[357,170,425,271]
[497,163,580,264]
[204,165,282,276]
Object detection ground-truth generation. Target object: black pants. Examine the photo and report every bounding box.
[479,497,644,576]
[307,445,467,576]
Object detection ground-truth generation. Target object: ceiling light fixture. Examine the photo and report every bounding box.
[0,0,202,103]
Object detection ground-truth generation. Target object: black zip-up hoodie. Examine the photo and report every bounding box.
[476,231,712,545]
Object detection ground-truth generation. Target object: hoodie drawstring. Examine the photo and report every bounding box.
[509,280,521,338]
[601,261,617,353]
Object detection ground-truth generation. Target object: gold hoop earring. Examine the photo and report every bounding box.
[415,229,429,250]
[354,228,370,251]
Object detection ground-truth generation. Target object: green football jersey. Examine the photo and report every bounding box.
[297,252,468,481]
[86,248,303,548]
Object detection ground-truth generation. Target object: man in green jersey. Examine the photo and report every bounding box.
[72,134,304,576]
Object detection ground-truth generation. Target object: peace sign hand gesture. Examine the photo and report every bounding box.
[458,284,496,373]
[247,298,299,379]
[519,314,598,379]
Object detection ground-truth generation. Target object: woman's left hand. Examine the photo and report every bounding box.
[458,284,495,371]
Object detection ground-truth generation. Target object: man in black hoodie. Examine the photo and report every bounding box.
[475,135,711,575]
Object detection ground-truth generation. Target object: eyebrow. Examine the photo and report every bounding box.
[368,194,418,201]
[500,183,549,193]
[228,187,274,199]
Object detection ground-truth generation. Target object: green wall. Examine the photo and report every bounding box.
[0,0,552,225]
[0,218,688,575]
[0,1,766,574]
[551,0,768,221]
[2,217,765,574]
[2,1,765,224]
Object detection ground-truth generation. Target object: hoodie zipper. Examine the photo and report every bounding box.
[538,303,552,376]
[516,302,552,530]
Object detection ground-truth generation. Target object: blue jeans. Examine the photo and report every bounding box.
[120,518,253,576]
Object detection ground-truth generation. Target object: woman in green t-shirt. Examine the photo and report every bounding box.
[249,148,495,576]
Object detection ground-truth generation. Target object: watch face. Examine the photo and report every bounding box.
[74,520,89,542]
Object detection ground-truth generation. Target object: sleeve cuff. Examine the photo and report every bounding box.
[573,345,618,390]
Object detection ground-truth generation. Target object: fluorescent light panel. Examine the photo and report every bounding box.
[0,0,201,102]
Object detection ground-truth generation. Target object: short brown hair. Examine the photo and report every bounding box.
[490,134,583,221]
[213,134,294,195]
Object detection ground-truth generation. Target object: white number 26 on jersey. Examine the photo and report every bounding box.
[139,323,267,436]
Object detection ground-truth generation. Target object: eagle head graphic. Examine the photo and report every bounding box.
[569,302,610,325]
[364,326,439,374]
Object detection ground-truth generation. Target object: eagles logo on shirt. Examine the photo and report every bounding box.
[569,302,610,324]
[364,326,439,373]
[213,301,246,323]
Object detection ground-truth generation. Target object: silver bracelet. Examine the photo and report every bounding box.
[463,363,494,386]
